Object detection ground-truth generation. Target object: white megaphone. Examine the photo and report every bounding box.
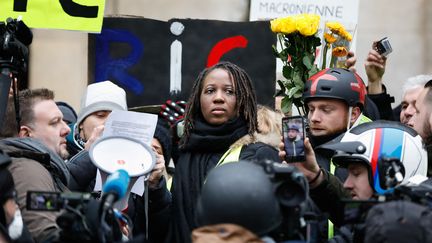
[89,135,156,210]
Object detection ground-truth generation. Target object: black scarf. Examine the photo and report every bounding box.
[168,116,248,243]
[182,115,249,152]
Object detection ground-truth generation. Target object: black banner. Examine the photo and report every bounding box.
[88,17,276,108]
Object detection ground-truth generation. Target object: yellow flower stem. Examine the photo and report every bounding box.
[321,43,329,70]
[295,105,303,116]
[330,55,337,68]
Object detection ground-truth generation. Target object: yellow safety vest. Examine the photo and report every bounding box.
[216,146,243,167]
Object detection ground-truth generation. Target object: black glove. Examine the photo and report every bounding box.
[159,100,186,126]
[160,100,187,142]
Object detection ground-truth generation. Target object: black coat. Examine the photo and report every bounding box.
[166,117,280,243]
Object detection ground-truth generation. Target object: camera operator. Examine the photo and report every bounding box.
[193,160,317,243]
[280,121,428,242]
[0,88,71,242]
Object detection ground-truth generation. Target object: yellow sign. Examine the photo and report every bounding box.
[0,0,105,33]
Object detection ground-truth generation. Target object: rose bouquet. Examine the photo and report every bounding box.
[270,14,321,114]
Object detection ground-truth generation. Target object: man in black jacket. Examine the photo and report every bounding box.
[65,81,171,242]
[302,68,372,181]
[287,68,373,241]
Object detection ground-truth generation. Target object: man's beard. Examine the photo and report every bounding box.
[308,127,347,147]
[422,117,432,146]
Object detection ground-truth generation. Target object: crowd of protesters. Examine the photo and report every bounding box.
[1,38,432,243]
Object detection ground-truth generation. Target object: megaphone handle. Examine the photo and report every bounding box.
[144,179,149,240]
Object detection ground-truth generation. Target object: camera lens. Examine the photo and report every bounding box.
[275,181,306,207]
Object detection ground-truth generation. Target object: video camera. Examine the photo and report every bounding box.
[342,176,432,225]
[26,191,92,211]
[25,170,132,243]
[0,17,32,130]
[256,160,312,241]
[259,160,308,208]
[0,17,32,73]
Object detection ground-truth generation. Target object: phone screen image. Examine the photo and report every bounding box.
[26,191,61,211]
[282,116,305,162]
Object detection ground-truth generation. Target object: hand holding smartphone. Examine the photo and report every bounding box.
[282,116,305,162]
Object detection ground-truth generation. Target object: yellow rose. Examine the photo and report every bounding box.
[271,16,297,34]
[279,16,297,34]
[296,14,320,36]
[341,31,353,41]
[324,33,337,43]
[270,18,281,33]
[270,18,282,33]
[326,22,345,36]
[332,46,348,57]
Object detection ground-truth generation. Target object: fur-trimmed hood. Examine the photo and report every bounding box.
[231,105,283,150]
[230,132,280,150]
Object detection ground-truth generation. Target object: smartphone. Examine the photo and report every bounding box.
[26,191,62,211]
[375,37,393,57]
[282,116,305,162]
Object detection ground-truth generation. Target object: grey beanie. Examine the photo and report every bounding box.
[76,81,127,128]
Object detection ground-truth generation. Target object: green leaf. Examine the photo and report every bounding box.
[279,48,288,62]
[287,44,297,56]
[293,90,303,98]
[282,66,293,80]
[292,72,304,86]
[313,36,322,47]
[281,96,293,114]
[276,80,286,94]
[287,85,302,98]
[308,65,319,78]
[293,98,305,112]
[302,55,313,69]
[271,45,279,57]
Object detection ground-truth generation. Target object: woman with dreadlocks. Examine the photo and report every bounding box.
[166,61,280,243]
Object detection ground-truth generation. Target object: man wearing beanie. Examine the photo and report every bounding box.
[68,80,128,155]
[67,81,128,191]
[66,82,172,242]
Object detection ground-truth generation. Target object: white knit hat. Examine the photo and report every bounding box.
[76,81,127,128]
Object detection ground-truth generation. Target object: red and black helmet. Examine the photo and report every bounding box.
[303,68,366,110]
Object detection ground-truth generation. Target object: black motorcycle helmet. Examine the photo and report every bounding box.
[196,161,282,236]
[303,68,366,110]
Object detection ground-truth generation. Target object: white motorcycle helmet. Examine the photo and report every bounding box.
[320,121,427,195]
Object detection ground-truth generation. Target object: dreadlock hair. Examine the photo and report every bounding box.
[19,88,54,129]
[181,61,258,146]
